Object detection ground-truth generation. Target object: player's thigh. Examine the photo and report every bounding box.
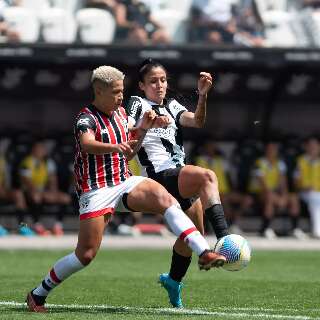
[42,190,59,203]
[127,178,176,214]
[56,191,71,204]
[185,198,204,234]
[76,215,109,253]
[178,165,211,198]
[274,193,288,209]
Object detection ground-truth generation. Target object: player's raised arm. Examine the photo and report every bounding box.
[180,72,213,128]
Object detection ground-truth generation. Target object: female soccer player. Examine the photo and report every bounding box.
[126,59,230,308]
[26,65,225,313]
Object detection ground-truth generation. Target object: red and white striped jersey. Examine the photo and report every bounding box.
[74,104,130,196]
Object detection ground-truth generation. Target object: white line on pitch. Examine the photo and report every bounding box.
[0,301,318,319]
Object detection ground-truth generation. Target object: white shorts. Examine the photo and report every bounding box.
[78,176,146,220]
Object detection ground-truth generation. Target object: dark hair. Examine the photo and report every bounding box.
[304,135,320,143]
[137,58,197,108]
[138,58,167,82]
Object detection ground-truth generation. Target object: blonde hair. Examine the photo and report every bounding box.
[91,65,125,85]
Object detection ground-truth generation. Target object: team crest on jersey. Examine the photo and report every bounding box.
[120,118,128,133]
[79,198,89,209]
[77,118,90,127]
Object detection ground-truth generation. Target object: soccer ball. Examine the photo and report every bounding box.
[214,234,251,271]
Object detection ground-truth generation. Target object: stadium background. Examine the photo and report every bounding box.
[1,3,320,319]
[0,0,320,235]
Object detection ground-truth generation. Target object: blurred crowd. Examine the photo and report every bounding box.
[0,132,320,239]
[0,0,319,47]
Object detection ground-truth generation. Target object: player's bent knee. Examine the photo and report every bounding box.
[156,190,177,211]
[76,248,97,266]
[202,169,218,185]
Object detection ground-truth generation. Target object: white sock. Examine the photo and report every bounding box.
[164,204,210,256]
[33,252,84,297]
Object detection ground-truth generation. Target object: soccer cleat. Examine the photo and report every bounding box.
[0,225,9,236]
[26,291,47,313]
[33,223,51,236]
[52,223,64,236]
[292,228,308,240]
[263,228,277,240]
[18,225,36,237]
[159,273,183,308]
[198,250,226,271]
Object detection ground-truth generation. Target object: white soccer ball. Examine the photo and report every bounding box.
[214,234,251,271]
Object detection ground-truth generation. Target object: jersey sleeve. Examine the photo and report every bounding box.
[75,113,97,135]
[126,96,143,126]
[169,99,188,124]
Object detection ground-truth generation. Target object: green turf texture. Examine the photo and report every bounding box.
[0,249,319,319]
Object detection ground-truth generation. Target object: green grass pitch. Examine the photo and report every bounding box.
[0,249,319,319]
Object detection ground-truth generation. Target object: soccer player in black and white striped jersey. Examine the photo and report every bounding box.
[25,65,226,313]
[126,59,230,308]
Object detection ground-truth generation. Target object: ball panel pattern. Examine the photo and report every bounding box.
[214,234,251,271]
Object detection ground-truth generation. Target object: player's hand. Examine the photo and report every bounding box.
[152,115,171,128]
[115,140,138,157]
[140,110,157,129]
[198,72,213,96]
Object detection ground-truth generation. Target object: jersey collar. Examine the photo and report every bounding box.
[90,104,114,118]
[144,98,168,107]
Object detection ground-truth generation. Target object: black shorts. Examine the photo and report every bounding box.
[150,167,193,211]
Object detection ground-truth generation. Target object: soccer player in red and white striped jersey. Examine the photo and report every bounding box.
[26,65,226,312]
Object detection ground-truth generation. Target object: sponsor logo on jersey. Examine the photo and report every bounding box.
[149,127,177,145]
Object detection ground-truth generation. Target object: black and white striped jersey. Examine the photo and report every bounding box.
[126,96,187,176]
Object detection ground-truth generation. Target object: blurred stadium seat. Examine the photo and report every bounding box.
[308,11,320,48]
[76,8,116,44]
[20,0,50,13]
[50,0,83,14]
[261,10,298,47]
[151,9,188,43]
[3,6,40,43]
[160,0,192,16]
[255,0,288,12]
[40,8,77,44]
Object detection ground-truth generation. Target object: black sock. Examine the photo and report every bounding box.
[31,289,46,305]
[30,203,42,224]
[205,204,229,239]
[16,209,26,225]
[260,216,271,233]
[56,205,66,224]
[291,216,298,229]
[169,249,192,283]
